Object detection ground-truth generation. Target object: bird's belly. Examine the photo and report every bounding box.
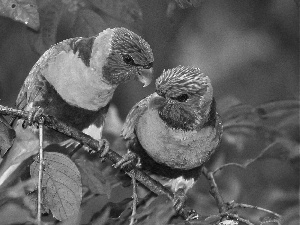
[137,110,219,170]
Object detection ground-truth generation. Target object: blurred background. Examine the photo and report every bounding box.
[0,0,299,224]
[0,0,298,115]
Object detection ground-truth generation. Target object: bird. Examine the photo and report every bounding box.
[0,27,154,188]
[118,66,222,212]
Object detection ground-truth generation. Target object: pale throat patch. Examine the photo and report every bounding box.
[43,30,116,111]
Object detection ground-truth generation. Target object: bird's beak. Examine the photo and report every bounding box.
[148,92,166,110]
[137,68,153,87]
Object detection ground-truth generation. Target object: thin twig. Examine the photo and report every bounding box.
[129,170,138,225]
[228,202,281,218]
[213,142,277,175]
[202,167,226,214]
[37,118,44,225]
[0,105,194,220]
[260,218,281,225]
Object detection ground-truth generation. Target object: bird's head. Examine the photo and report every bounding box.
[91,27,154,87]
[149,66,213,131]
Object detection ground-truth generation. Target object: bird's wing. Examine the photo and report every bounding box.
[121,95,152,140]
[16,38,76,110]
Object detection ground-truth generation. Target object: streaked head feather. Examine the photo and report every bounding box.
[156,66,210,96]
[111,28,154,65]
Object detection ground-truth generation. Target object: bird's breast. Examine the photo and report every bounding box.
[43,50,116,111]
[136,109,219,170]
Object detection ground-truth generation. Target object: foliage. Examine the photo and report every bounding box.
[0,0,299,225]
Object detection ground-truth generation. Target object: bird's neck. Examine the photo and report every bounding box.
[158,99,214,131]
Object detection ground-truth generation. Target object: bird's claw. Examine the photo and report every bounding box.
[173,188,187,214]
[22,107,44,128]
[186,209,199,221]
[172,188,198,220]
[114,151,140,169]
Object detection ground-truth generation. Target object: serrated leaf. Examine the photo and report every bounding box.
[0,115,15,157]
[0,0,39,30]
[75,158,111,198]
[30,152,82,221]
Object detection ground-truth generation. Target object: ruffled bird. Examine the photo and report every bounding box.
[0,27,154,188]
[119,66,222,211]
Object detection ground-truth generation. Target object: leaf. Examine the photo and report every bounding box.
[28,0,65,54]
[26,191,50,215]
[30,152,82,221]
[75,158,111,198]
[0,115,15,157]
[0,0,39,30]
[71,0,143,37]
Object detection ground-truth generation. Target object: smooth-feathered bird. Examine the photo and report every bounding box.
[0,27,154,188]
[119,66,222,209]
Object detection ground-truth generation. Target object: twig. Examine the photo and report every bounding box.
[202,167,226,214]
[213,142,277,175]
[228,202,281,219]
[129,170,138,225]
[260,218,281,225]
[37,118,44,225]
[0,105,194,220]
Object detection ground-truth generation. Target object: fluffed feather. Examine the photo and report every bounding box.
[121,65,222,192]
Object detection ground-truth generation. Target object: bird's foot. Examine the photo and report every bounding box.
[185,209,199,221]
[114,151,141,169]
[173,188,187,213]
[173,188,199,220]
[22,107,44,128]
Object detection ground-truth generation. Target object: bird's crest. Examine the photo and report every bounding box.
[111,28,153,62]
[156,66,210,94]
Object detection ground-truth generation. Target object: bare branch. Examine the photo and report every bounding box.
[202,167,226,214]
[37,118,44,225]
[0,105,194,220]
[129,170,138,225]
[228,202,281,219]
[213,142,278,175]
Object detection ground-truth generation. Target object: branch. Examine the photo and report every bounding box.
[202,167,226,214]
[212,142,278,175]
[0,105,193,219]
[202,166,282,224]
[227,202,281,219]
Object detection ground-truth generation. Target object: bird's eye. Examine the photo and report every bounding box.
[122,54,135,65]
[143,62,153,69]
[172,94,189,102]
